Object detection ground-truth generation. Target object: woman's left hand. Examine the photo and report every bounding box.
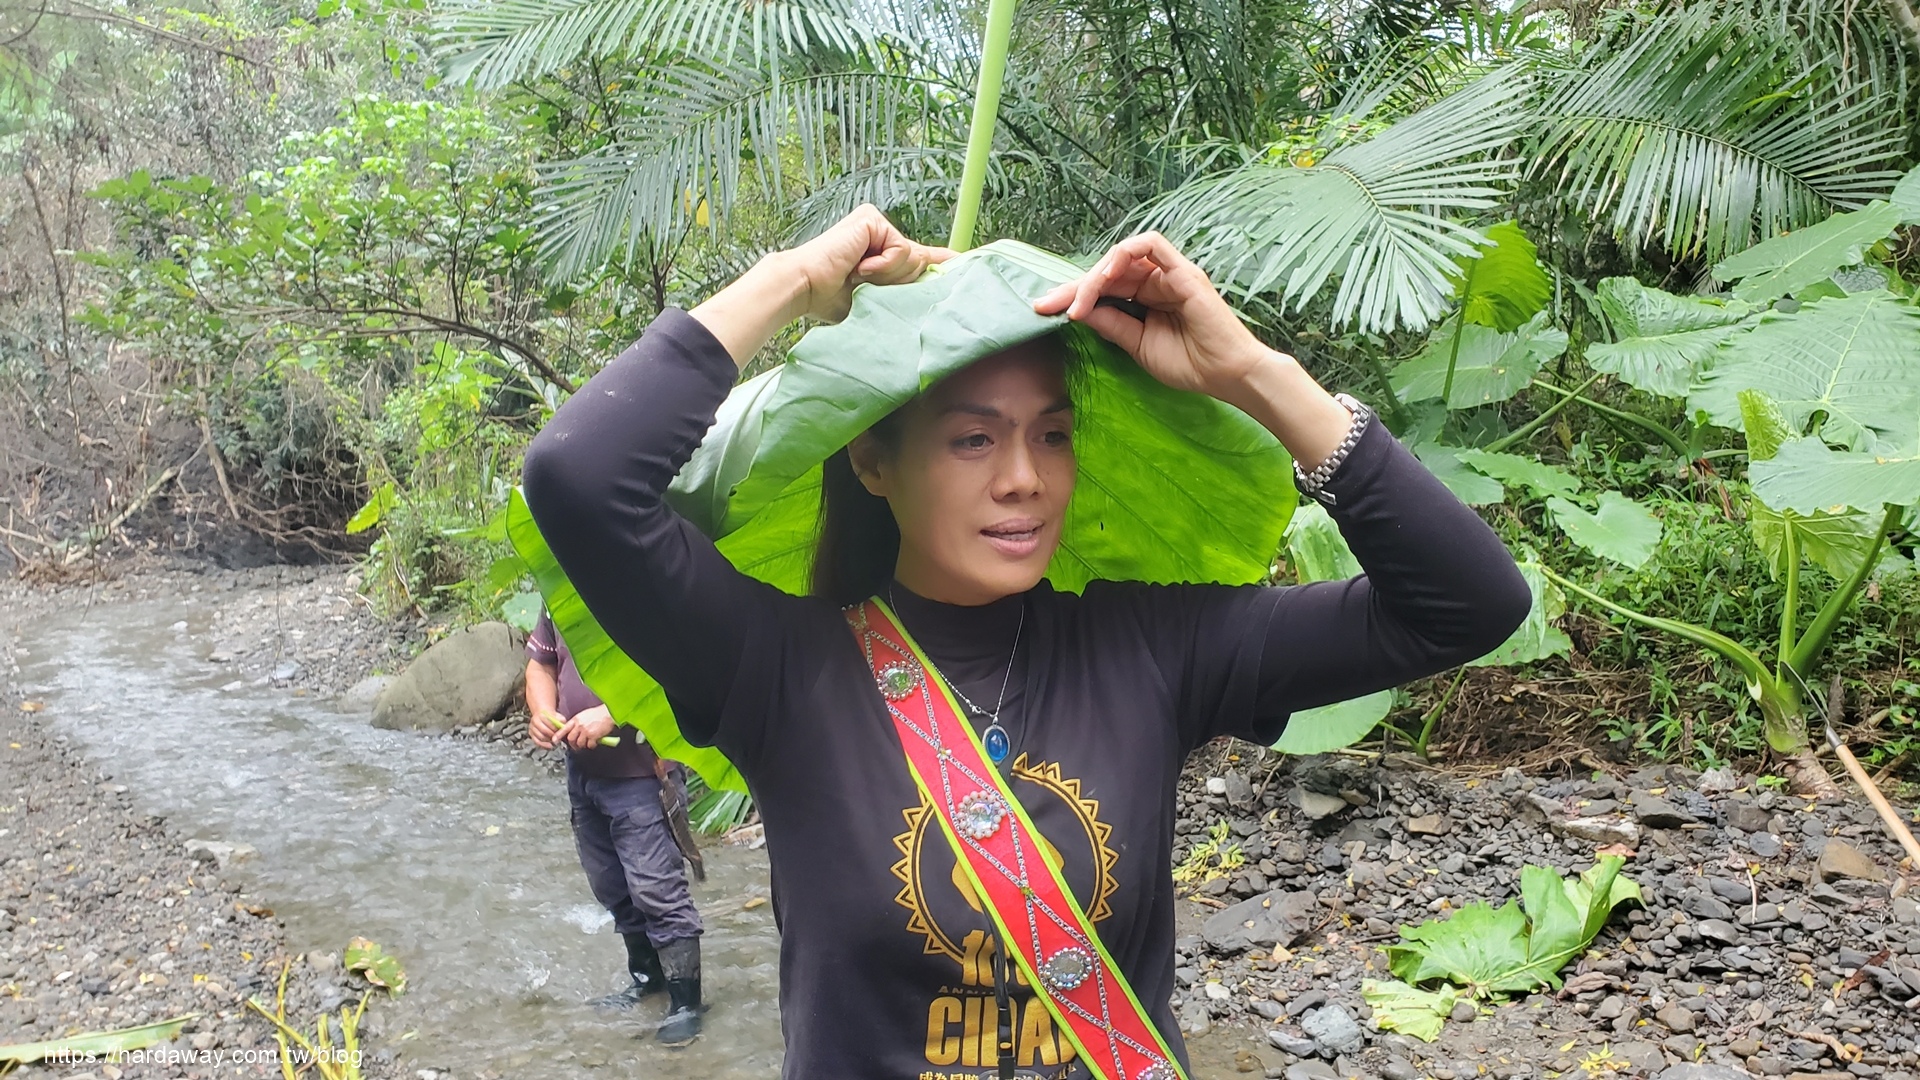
[1033,232,1276,398]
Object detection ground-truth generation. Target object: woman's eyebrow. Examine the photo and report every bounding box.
[939,397,1075,419]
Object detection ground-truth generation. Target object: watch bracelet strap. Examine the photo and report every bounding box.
[1294,393,1372,497]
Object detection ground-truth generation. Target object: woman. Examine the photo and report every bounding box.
[522,206,1530,1078]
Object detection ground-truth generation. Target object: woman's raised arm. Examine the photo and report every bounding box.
[521,208,948,752]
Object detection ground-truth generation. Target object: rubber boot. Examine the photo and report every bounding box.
[589,932,665,1011]
[653,937,704,1045]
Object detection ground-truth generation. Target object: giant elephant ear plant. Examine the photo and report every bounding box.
[505,0,1299,795]
[1536,175,1920,796]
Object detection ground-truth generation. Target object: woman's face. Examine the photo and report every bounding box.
[852,342,1075,606]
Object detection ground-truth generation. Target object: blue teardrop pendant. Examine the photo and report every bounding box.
[983,724,1011,764]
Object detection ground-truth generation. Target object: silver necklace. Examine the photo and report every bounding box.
[890,586,1025,765]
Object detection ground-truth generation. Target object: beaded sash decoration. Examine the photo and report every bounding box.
[847,599,1189,1080]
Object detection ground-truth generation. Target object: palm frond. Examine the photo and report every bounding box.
[531,63,947,278]
[1138,64,1533,336]
[788,144,976,238]
[432,0,882,90]
[1534,10,1907,264]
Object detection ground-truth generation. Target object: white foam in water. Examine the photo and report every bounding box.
[562,904,612,934]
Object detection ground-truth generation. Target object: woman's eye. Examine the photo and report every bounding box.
[1043,429,1072,446]
[955,433,991,450]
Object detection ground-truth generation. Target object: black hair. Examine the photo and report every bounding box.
[808,334,1080,607]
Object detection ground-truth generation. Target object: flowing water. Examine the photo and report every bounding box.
[15,596,1258,1078]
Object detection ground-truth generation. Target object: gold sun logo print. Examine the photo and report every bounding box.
[890,754,1119,965]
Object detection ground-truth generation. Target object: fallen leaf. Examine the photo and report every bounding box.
[743,897,767,911]
[1835,950,1890,1000]
[1594,843,1637,858]
[483,825,501,837]
[1362,978,1458,1041]
[19,702,42,713]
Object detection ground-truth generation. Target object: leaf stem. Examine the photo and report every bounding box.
[1486,372,1604,454]
[947,0,1019,252]
[1530,378,1687,456]
[1441,316,1465,406]
[1414,667,1470,757]
[1788,504,1903,674]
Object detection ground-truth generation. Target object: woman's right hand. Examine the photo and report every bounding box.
[783,205,954,324]
[692,205,951,366]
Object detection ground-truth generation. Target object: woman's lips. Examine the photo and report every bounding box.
[982,520,1045,558]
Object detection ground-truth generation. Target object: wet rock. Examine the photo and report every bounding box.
[339,675,393,715]
[1300,1004,1364,1057]
[1656,1002,1697,1032]
[1654,1066,1757,1080]
[1816,841,1885,883]
[1293,787,1348,821]
[270,660,301,682]
[1268,1029,1317,1057]
[183,839,256,870]
[1201,890,1317,953]
[1696,919,1741,945]
[372,622,525,733]
[1630,791,1697,828]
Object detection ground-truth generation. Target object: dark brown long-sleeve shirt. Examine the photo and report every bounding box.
[523,308,1529,1080]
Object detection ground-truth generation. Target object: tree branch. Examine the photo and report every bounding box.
[1885,0,1920,63]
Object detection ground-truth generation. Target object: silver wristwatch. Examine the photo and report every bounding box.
[1293,393,1373,505]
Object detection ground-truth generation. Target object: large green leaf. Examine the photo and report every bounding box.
[1273,691,1394,756]
[1894,165,1920,221]
[511,241,1299,792]
[1472,558,1571,668]
[1546,493,1662,570]
[1690,291,1920,452]
[1741,389,1883,579]
[1384,856,1641,998]
[1284,502,1360,583]
[1750,436,1920,516]
[1414,445,1506,506]
[1391,313,1568,409]
[1455,449,1582,500]
[1710,201,1904,306]
[0,1016,195,1064]
[1585,277,1754,399]
[1362,978,1460,1042]
[1454,221,1552,333]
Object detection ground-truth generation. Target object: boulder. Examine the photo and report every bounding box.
[372,622,525,733]
[339,676,393,715]
[1202,890,1317,953]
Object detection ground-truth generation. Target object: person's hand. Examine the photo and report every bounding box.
[528,708,563,750]
[781,205,954,324]
[1033,232,1276,399]
[563,705,616,750]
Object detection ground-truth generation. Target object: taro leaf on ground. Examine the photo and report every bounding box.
[1470,557,1570,668]
[1453,221,1552,333]
[1690,291,1920,454]
[1585,277,1753,400]
[344,937,406,996]
[1390,312,1568,409]
[1384,857,1641,999]
[1546,492,1662,570]
[510,240,1298,793]
[1710,202,1904,306]
[1272,503,1393,754]
[1740,390,1884,579]
[1455,449,1582,500]
[0,1015,195,1064]
[1413,445,1505,506]
[1362,978,1460,1042]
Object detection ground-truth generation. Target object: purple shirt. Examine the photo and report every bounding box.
[528,610,654,779]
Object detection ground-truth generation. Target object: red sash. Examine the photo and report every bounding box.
[846,598,1188,1080]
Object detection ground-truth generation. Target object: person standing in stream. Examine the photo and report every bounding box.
[521,206,1530,1079]
[525,606,707,1044]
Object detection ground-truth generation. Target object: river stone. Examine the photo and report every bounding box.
[339,676,393,715]
[1816,841,1884,882]
[1725,800,1772,833]
[1224,769,1255,810]
[1268,1029,1317,1057]
[1655,1002,1697,1032]
[1630,791,1696,828]
[1285,1063,1339,1080]
[1300,1004,1364,1056]
[372,622,525,733]
[1293,786,1349,821]
[1203,890,1317,952]
[1179,998,1212,1036]
[1654,1066,1757,1080]
[1406,813,1449,836]
[183,839,255,870]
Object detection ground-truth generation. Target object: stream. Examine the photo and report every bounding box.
[15,594,1257,1077]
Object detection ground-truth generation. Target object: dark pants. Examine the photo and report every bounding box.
[567,762,703,946]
